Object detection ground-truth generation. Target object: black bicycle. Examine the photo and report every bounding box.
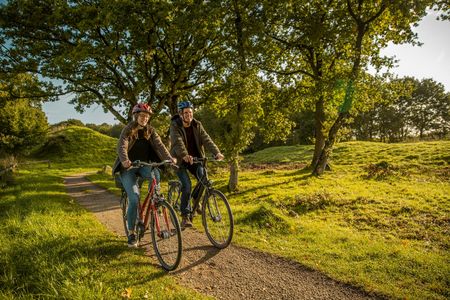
[117,160,182,271]
[167,157,233,249]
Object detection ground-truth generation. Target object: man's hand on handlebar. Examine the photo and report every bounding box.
[183,155,194,165]
[215,153,225,161]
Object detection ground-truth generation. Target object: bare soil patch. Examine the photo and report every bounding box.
[64,174,382,300]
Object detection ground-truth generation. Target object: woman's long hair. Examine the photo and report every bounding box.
[129,120,152,140]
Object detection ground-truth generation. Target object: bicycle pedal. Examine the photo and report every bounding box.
[138,223,145,238]
[159,230,170,239]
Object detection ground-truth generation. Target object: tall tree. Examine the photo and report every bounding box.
[312,1,439,175]
[0,0,223,122]
[406,78,450,138]
[257,0,437,174]
[257,0,352,169]
[0,74,48,162]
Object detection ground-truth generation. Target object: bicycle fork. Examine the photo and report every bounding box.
[153,202,174,239]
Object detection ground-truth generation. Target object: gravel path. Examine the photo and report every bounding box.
[64,174,382,300]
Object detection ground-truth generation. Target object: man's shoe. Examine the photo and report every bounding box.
[181,216,193,229]
[127,234,138,248]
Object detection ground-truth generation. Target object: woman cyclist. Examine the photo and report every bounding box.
[112,103,176,247]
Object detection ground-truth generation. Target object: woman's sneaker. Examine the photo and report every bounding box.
[128,234,138,248]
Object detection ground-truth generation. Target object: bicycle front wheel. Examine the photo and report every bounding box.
[202,190,234,249]
[120,191,129,237]
[150,200,182,271]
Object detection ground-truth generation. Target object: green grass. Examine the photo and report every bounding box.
[0,161,207,298]
[5,126,449,300]
[88,140,449,299]
[231,141,449,299]
[1,126,206,299]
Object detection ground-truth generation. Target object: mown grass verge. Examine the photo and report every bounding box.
[0,163,208,299]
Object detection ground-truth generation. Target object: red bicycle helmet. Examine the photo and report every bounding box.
[132,103,152,114]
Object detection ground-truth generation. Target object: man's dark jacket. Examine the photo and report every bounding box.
[169,115,220,166]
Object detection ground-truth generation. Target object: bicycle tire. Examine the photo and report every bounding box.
[150,200,183,271]
[167,181,181,212]
[120,191,129,237]
[202,190,234,249]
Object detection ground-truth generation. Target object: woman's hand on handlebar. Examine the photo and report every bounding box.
[121,159,132,169]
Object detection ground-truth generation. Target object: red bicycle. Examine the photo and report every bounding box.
[118,160,182,271]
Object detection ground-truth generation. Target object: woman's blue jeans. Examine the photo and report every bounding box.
[120,166,160,233]
[176,163,205,217]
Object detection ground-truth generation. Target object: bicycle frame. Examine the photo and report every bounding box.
[167,157,233,248]
[120,159,182,270]
[138,175,158,231]
[127,160,177,237]
[191,158,214,211]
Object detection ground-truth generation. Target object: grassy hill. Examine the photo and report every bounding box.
[244,140,449,166]
[244,140,449,180]
[34,125,117,166]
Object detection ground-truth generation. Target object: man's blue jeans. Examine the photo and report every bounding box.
[176,163,205,217]
[120,166,160,233]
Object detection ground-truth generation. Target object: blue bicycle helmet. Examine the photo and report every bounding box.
[177,101,194,112]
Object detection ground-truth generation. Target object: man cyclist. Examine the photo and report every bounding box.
[169,101,224,228]
[112,103,176,247]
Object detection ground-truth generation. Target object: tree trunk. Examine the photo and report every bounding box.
[311,94,326,169]
[313,112,349,175]
[228,157,239,192]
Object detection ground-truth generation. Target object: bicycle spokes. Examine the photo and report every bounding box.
[202,190,234,249]
[151,201,182,271]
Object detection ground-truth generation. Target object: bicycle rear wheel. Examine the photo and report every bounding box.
[202,190,234,249]
[150,200,182,271]
[167,181,181,212]
[120,191,129,237]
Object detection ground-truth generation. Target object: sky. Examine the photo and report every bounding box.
[42,12,450,125]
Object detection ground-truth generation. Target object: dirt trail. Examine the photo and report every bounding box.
[64,174,381,300]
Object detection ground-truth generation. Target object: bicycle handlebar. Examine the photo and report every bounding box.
[192,157,225,164]
[132,160,179,169]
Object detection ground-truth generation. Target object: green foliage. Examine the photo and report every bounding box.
[350,77,450,141]
[0,0,226,122]
[52,119,85,128]
[0,98,48,158]
[34,126,116,166]
[210,71,263,158]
